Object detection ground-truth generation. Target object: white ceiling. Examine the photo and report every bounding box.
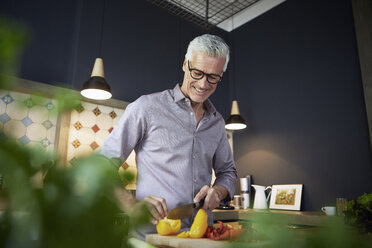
[217,0,286,32]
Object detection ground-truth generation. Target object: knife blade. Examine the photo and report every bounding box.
[167,198,205,219]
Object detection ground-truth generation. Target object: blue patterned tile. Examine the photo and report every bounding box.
[0,113,10,123]
[42,120,53,129]
[45,101,55,110]
[40,138,51,147]
[24,98,35,108]
[19,135,30,144]
[22,117,33,127]
[1,94,14,104]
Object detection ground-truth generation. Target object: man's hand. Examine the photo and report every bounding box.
[114,187,168,225]
[143,195,168,225]
[194,185,228,210]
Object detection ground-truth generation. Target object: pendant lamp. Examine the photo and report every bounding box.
[81,58,112,100]
[80,0,112,100]
[225,100,247,130]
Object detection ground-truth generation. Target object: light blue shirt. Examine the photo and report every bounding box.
[99,84,237,239]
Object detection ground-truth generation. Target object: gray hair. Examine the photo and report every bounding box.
[185,34,230,72]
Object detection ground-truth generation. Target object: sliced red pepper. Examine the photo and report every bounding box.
[204,221,244,241]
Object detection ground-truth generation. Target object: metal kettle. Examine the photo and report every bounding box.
[252,184,272,209]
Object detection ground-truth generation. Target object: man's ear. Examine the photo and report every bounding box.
[182,59,187,72]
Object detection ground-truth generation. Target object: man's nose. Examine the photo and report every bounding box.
[198,76,209,88]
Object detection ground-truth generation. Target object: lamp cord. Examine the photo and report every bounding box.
[98,0,107,58]
[231,4,236,101]
[205,0,209,29]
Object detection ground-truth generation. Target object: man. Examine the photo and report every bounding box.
[99,34,237,239]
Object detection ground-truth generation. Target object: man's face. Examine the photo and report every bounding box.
[181,52,225,105]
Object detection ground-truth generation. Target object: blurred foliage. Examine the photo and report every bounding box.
[230,212,372,248]
[345,192,372,234]
[0,16,151,248]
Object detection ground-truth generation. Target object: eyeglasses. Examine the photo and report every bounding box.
[187,61,222,84]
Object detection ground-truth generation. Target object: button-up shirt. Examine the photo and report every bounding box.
[99,84,237,239]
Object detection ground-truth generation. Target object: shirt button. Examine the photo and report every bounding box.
[185,99,189,102]
[190,112,194,115]
[193,178,197,183]
[193,155,196,159]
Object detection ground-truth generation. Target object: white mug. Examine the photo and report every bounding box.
[321,206,336,216]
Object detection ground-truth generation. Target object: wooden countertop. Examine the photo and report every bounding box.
[146,234,229,248]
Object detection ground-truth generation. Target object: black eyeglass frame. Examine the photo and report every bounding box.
[187,60,223,84]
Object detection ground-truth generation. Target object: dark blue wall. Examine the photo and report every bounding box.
[0,0,231,114]
[1,0,371,211]
[232,0,372,210]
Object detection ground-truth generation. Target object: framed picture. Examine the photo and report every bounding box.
[269,184,303,211]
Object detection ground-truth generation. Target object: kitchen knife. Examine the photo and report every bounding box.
[167,198,205,219]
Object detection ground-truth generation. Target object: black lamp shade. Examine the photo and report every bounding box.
[81,76,112,100]
[225,114,247,130]
[83,76,111,92]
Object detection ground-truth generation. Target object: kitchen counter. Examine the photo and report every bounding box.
[146,234,229,248]
[146,210,331,248]
[213,208,329,226]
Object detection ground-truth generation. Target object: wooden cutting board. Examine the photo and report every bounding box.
[146,234,229,248]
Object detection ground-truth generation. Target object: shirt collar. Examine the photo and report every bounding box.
[172,84,217,116]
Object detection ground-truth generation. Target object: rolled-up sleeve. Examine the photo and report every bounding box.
[212,131,237,202]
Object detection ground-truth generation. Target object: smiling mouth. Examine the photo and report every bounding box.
[193,86,208,94]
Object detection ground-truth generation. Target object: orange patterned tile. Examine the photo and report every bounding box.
[109,111,117,119]
[76,105,84,113]
[91,124,100,133]
[93,107,101,116]
[73,121,82,130]
[90,141,99,150]
[72,139,81,148]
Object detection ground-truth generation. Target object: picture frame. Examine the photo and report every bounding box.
[269,184,303,211]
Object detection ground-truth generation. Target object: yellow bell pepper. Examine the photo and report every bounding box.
[156,217,181,236]
[189,209,208,238]
[177,231,190,238]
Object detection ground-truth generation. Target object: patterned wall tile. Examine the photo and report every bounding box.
[29,105,48,123]
[81,102,96,111]
[75,127,95,144]
[99,105,113,114]
[0,90,7,98]
[0,113,10,123]
[95,129,108,146]
[90,141,99,150]
[65,101,136,171]
[19,135,30,144]
[79,110,96,127]
[96,114,112,129]
[0,99,5,114]
[1,94,14,105]
[11,91,30,101]
[73,121,82,130]
[70,110,79,124]
[7,101,28,120]
[4,120,26,139]
[92,107,101,116]
[46,127,56,144]
[0,90,57,150]
[27,123,47,141]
